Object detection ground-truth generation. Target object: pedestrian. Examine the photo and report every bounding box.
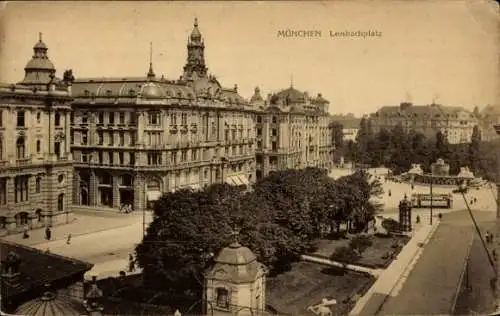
[438,213,442,220]
[66,233,72,245]
[416,215,420,224]
[128,254,135,272]
[486,231,491,244]
[388,189,392,197]
[493,249,497,261]
[411,184,414,190]
[23,227,30,239]
[45,227,51,240]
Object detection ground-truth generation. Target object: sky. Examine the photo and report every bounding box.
[0,1,498,116]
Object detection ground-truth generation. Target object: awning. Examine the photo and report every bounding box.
[224,177,234,185]
[237,174,249,186]
[188,184,200,191]
[147,191,162,201]
[232,176,243,186]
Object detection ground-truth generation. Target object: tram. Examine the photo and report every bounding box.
[411,193,453,209]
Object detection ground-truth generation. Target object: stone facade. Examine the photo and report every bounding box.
[70,19,256,212]
[369,102,478,144]
[0,34,74,235]
[250,86,334,180]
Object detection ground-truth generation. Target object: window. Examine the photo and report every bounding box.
[108,152,113,164]
[119,152,124,165]
[58,174,64,184]
[272,129,277,136]
[181,150,187,162]
[70,112,74,125]
[16,137,25,159]
[82,132,88,145]
[129,152,135,165]
[181,113,187,125]
[171,151,177,165]
[119,112,125,124]
[15,176,29,203]
[272,116,277,124]
[0,179,7,205]
[36,112,41,124]
[257,128,262,136]
[82,112,89,124]
[130,133,136,146]
[109,112,115,125]
[191,149,197,161]
[97,131,104,145]
[216,288,229,309]
[149,112,160,125]
[147,152,161,165]
[257,116,262,123]
[17,111,25,127]
[109,132,114,146]
[58,194,64,212]
[98,112,104,124]
[170,113,177,125]
[272,142,277,151]
[211,122,216,136]
[55,113,61,126]
[0,137,3,160]
[54,142,61,157]
[70,131,74,145]
[36,177,41,193]
[119,132,125,146]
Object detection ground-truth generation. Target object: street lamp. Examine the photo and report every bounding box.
[429,172,433,225]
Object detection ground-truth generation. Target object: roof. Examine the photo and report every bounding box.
[205,241,266,283]
[0,241,93,299]
[330,116,361,129]
[15,291,86,316]
[372,103,475,120]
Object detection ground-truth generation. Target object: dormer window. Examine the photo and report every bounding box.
[216,287,229,309]
[84,90,90,96]
[177,92,182,98]
[106,90,112,96]
[129,89,136,97]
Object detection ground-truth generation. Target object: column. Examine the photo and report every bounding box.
[89,169,98,206]
[112,175,120,208]
[133,174,144,212]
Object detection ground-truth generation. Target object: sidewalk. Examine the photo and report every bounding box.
[1,211,145,247]
[349,219,440,316]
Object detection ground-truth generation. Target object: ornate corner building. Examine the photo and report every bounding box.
[70,19,256,212]
[0,34,74,234]
[250,85,334,180]
[0,19,336,227]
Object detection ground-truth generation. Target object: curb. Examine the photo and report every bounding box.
[349,222,440,316]
[18,221,140,247]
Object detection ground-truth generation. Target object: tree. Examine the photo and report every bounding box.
[468,125,482,172]
[331,122,344,162]
[435,130,450,162]
[63,69,75,83]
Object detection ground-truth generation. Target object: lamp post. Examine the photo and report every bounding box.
[429,173,433,225]
[492,123,500,310]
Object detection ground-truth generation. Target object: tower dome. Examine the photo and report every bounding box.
[19,33,56,87]
[190,18,202,42]
[15,287,86,316]
[140,82,164,99]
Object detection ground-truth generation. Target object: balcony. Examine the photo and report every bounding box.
[16,156,32,165]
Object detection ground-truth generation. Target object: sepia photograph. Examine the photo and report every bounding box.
[0,1,498,315]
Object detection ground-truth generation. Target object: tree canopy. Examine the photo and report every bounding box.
[135,167,382,295]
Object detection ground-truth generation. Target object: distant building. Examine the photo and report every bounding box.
[477,104,500,141]
[0,33,74,234]
[369,102,478,144]
[250,85,334,180]
[330,114,361,142]
[0,241,93,314]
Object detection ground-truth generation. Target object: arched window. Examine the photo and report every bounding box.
[36,177,41,193]
[36,140,41,153]
[58,193,64,212]
[0,137,3,161]
[216,288,229,308]
[16,137,25,159]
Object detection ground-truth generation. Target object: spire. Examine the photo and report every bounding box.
[147,42,155,80]
[194,17,198,27]
[39,32,42,42]
[290,74,294,88]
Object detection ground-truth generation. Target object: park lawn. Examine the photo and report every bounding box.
[266,261,375,315]
[313,234,410,268]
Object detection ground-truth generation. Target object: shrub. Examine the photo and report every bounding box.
[330,246,360,263]
[349,235,373,254]
[381,218,400,233]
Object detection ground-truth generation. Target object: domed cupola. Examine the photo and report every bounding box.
[15,283,86,316]
[140,82,164,99]
[205,230,268,316]
[182,18,208,81]
[19,33,56,87]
